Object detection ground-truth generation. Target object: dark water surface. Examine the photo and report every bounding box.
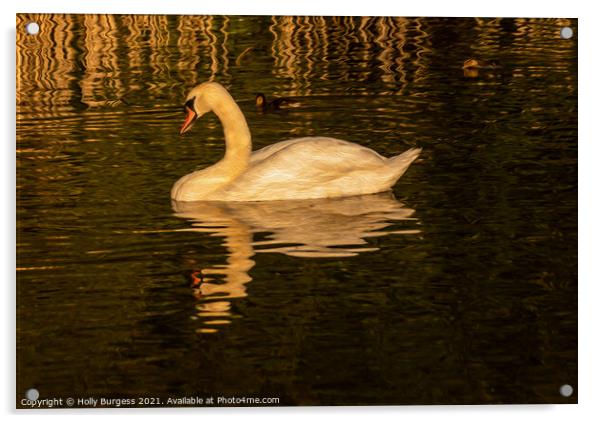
[16,15,577,405]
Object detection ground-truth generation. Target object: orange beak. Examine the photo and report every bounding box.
[180,107,197,135]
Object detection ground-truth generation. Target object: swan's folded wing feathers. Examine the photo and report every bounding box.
[249,137,385,172]
[222,137,391,199]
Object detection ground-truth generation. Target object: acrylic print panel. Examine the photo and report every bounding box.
[16,14,577,408]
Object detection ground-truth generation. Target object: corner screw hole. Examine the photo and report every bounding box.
[25,388,39,400]
[560,384,573,397]
[560,27,573,39]
[25,22,40,35]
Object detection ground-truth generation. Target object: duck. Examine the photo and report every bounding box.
[463,58,501,78]
[462,58,500,70]
[171,82,421,202]
[255,93,297,112]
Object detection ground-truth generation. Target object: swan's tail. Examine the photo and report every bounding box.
[387,147,422,179]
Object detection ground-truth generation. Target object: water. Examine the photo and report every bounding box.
[16,15,577,405]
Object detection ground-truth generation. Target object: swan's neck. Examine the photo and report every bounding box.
[212,96,251,178]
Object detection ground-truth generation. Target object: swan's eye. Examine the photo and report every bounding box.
[184,98,196,114]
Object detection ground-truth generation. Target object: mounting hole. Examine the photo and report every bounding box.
[560,27,573,39]
[25,388,39,401]
[25,22,40,35]
[559,384,573,397]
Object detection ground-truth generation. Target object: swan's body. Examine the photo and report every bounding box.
[172,82,421,202]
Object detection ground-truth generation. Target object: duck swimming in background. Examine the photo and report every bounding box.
[255,93,298,112]
[171,82,421,202]
[463,58,500,70]
[463,58,501,78]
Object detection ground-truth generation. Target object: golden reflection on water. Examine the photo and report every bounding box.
[16,14,576,118]
[81,15,124,108]
[173,193,419,333]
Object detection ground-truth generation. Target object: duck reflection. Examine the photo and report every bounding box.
[172,192,420,333]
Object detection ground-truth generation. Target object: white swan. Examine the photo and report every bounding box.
[172,82,421,202]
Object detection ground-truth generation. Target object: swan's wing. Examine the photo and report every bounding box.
[249,137,385,170]
[224,137,389,199]
[249,139,302,164]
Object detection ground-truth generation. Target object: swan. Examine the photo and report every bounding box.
[172,82,421,202]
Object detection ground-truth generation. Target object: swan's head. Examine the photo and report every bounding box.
[179,82,231,135]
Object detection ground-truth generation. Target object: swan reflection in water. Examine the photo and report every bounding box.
[172,192,420,333]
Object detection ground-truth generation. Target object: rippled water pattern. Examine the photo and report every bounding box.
[16,15,577,405]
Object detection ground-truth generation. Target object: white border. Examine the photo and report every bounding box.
[3,1,600,422]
